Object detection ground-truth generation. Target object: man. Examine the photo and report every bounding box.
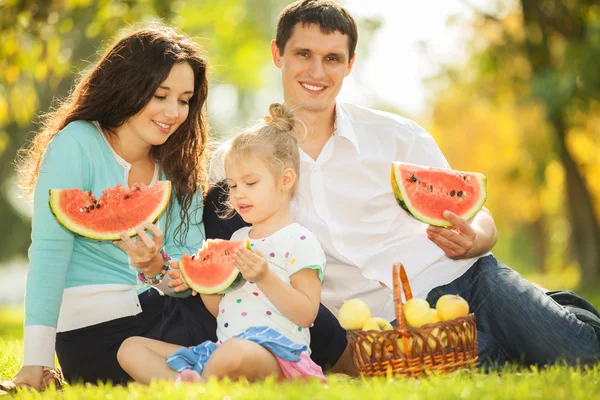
[206,0,600,369]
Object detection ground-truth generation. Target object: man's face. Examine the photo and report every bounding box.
[272,23,355,116]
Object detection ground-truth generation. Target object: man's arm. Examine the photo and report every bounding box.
[426,206,497,259]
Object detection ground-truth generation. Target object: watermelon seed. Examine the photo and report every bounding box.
[457,191,463,197]
[79,208,84,212]
[409,175,417,183]
[89,205,95,210]
[429,185,433,192]
[135,187,142,191]
[450,190,456,197]
[124,194,130,200]
[463,176,466,180]
[96,203,101,209]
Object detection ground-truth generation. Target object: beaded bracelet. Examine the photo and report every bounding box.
[137,248,171,285]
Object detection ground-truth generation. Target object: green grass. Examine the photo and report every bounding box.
[2,305,600,399]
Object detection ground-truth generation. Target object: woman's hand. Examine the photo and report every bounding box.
[166,262,198,295]
[12,365,44,391]
[113,221,163,274]
[234,248,270,283]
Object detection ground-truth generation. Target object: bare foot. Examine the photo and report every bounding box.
[176,369,202,383]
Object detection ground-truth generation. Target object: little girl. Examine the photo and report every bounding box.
[117,103,327,383]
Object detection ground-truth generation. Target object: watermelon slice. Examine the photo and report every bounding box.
[49,181,171,240]
[179,239,249,294]
[391,162,487,227]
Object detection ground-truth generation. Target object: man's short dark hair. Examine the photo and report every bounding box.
[275,0,358,60]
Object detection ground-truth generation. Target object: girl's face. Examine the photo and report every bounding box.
[225,154,292,226]
[120,62,195,148]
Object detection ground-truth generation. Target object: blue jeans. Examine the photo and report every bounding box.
[425,255,600,367]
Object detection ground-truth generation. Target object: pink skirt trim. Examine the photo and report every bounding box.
[275,352,328,382]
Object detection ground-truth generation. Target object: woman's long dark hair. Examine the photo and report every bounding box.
[17,24,209,243]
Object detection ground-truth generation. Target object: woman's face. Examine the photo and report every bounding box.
[120,62,195,147]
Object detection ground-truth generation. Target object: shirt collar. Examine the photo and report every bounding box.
[334,102,360,154]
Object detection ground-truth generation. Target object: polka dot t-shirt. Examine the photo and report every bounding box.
[216,223,326,351]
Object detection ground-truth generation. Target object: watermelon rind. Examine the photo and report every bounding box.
[49,181,172,241]
[179,240,247,294]
[391,162,487,227]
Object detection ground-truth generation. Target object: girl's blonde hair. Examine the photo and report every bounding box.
[224,102,305,197]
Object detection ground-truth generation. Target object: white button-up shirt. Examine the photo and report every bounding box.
[290,102,481,322]
[209,102,483,323]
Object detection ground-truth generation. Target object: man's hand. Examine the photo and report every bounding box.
[427,210,476,259]
[427,208,497,259]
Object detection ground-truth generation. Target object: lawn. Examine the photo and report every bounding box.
[2,306,600,399]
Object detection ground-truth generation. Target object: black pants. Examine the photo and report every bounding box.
[55,289,166,384]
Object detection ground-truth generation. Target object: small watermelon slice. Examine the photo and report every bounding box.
[49,181,171,240]
[179,239,248,294]
[391,162,487,227]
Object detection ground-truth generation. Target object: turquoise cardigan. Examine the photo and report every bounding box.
[23,120,205,367]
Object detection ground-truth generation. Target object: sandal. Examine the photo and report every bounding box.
[0,380,16,395]
[43,367,67,390]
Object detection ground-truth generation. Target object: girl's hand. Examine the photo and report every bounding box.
[234,248,269,282]
[113,221,163,274]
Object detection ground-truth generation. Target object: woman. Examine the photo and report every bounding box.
[12,24,216,388]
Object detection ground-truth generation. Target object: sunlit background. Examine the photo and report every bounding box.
[1,0,599,305]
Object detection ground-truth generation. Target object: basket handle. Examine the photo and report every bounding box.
[393,262,413,334]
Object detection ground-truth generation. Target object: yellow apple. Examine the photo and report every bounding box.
[403,298,434,328]
[338,298,372,330]
[431,309,441,323]
[458,321,474,345]
[361,336,375,356]
[362,317,394,332]
[396,336,424,355]
[435,295,469,321]
[426,327,448,351]
[396,336,412,355]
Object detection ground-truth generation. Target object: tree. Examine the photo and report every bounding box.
[432,0,600,287]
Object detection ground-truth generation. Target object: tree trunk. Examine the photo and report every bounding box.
[530,218,547,273]
[520,0,600,287]
[552,116,600,288]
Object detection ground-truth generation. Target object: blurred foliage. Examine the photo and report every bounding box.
[0,0,381,264]
[429,0,600,288]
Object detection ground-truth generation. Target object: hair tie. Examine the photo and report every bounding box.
[264,115,273,123]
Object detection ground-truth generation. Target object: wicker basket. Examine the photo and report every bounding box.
[347,263,478,378]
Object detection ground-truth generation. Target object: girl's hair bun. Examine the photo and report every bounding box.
[266,103,295,133]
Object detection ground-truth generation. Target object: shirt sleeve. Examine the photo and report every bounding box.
[402,121,451,169]
[230,227,251,242]
[24,128,90,367]
[284,228,326,282]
